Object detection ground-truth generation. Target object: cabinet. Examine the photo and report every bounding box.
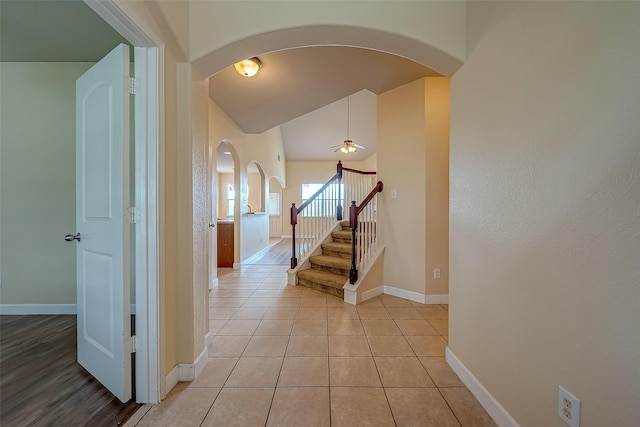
[217,221,234,267]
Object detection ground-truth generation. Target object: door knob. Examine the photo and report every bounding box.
[64,233,81,242]
[209,223,216,228]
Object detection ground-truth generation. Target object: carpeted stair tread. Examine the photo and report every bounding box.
[322,241,352,256]
[331,230,352,242]
[310,255,351,270]
[297,269,348,289]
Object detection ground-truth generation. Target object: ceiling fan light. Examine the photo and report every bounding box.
[340,146,349,154]
[348,145,357,153]
[234,57,262,77]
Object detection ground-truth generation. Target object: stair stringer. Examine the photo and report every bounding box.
[343,245,386,305]
[287,221,342,286]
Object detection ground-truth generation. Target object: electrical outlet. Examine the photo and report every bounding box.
[390,189,397,199]
[433,268,441,279]
[558,386,580,427]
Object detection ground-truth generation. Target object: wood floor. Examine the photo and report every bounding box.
[244,238,292,265]
[0,315,140,426]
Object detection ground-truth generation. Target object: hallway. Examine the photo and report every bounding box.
[125,265,495,426]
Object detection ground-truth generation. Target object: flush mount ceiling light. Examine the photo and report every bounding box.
[233,57,262,77]
[331,96,367,154]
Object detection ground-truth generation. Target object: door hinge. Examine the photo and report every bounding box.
[129,77,137,95]
[128,206,138,224]
[131,335,137,353]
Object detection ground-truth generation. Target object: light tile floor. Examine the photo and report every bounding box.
[126,265,496,427]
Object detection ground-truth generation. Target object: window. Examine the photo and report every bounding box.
[268,193,280,216]
[227,184,235,217]
[300,183,344,217]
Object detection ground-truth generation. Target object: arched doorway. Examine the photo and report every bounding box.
[211,140,240,274]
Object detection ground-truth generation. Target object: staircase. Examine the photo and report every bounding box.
[296,221,353,298]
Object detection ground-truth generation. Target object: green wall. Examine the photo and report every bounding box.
[0,62,93,304]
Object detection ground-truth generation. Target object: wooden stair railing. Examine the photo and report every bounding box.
[290,161,378,269]
[349,181,384,284]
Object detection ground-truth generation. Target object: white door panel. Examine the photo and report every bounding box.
[76,43,131,403]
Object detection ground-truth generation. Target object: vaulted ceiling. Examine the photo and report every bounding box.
[1,0,441,163]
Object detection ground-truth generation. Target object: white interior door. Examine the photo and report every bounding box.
[75,43,131,403]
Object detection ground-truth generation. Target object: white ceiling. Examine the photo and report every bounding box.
[2,1,441,164]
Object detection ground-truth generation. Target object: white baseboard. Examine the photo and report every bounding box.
[425,294,449,304]
[165,365,179,393]
[0,304,77,315]
[232,262,241,269]
[165,344,209,392]
[205,331,215,347]
[361,286,384,302]
[281,234,292,238]
[446,348,520,427]
[383,286,449,305]
[178,346,208,382]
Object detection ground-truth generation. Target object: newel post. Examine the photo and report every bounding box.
[290,203,298,269]
[349,201,358,284]
[336,161,343,221]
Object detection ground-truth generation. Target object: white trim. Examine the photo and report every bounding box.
[383,286,449,305]
[362,286,384,301]
[87,0,163,404]
[446,348,520,427]
[233,262,241,269]
[165,365,179,394]
[205,331,215,347]
[281,234,292,238]
[0,304,77,315]
[241,244,273,265]
[132,45,162,404]
[83,0,160,47]
[177,346,208,382]
[425,294,449,304]
[210,277,219,291]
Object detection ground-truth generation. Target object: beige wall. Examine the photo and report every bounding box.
[378,78,449,297]
[424,78,450,296]
[378,80,427,295]
[189,1,466,76]
[450,2,640,425]
[0,62,92,304]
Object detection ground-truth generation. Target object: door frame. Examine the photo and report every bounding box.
[85,0,162,404]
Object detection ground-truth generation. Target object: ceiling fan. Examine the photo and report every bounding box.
[332,139,367,153]
[331,96,367,154]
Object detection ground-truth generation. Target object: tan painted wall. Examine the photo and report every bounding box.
[189,1,466,76]
[424,78,450,296]
[450,2,640,425]
[377,78,449,297]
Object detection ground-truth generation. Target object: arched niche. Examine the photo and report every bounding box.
[215,141,240,220]
[246,161,265,213]
[268,176,284,238]
[214,140,240,269]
